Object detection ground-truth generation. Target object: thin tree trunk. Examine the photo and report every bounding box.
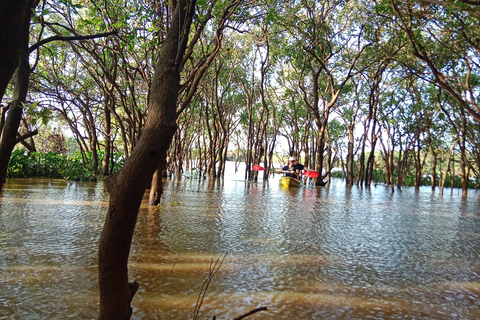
[439,140,457,195]
[103,102,112,176]
[430,151,437,190]
[149,159,166,205]
[459,109,468,196]
[346,133,354,187]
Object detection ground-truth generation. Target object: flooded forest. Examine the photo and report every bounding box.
[1,0,480,319]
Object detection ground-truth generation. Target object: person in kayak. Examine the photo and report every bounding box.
[278,156,305,179]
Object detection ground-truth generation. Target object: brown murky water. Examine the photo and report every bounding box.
[1,169,480,319]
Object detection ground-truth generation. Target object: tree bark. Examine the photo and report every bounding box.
[0,0,29,101]
[149,159,166,205]
[0,0,34,191]
[102,102,112,176]
[346,132,354,187]
[98,1,194,319]
[459,110,469,196]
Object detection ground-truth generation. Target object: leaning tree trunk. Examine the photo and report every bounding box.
[0,0,34,191]
[98,1,194,319]
[0,0,29,101]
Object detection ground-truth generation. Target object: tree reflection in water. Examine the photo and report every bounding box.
[1,172,480,319]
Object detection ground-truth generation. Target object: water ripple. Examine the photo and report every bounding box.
[2,175,480,319]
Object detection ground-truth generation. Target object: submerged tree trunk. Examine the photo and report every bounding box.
[345,135,354,187]
[149,159,166,205]
[413,132,426,191]
[430,151,437,190]
[365,125,379,187]
[98,1,194,319]
[426,128,437,191]
[439,140,457,195]
[387,148,395,191]
[459,109,468,196]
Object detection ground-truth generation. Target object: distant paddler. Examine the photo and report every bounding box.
[278,156,310,178]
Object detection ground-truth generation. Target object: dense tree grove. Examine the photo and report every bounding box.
[1,0,478,194]
[1,0,479,317]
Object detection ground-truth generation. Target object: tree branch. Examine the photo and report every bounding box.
[15,129,38,144]
[233,307,268,320]
[29,30,117,53]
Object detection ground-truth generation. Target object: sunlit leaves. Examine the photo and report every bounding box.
[374,0,394,15]
[328,118,347,140]
[25,101,52,126]
[197,0,208,9]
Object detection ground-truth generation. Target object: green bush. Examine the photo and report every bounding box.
[8,149,124,181]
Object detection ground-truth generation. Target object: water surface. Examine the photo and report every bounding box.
[1,171,480,319]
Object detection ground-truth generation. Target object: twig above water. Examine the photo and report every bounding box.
[193,253,227,320]
[233,307,269,320]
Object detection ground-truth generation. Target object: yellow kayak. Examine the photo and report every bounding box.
[280,176,303,187]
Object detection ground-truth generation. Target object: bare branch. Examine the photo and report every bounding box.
[29,30,117,53]
[233,307,269,320]
[15,129,38,144]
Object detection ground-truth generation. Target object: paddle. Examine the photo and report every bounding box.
[280,170,319,178]
[303,171,319,178]
[253,164,319,178]
[253,166,299,177]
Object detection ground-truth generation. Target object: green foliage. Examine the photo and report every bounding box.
[25,101,52,126]
[8,150,124,181]
[328,119,347,139]
[197,0,207,9]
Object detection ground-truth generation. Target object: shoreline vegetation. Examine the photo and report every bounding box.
[8,149,480,190]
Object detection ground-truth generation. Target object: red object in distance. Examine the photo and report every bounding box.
[303,171,319,178]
